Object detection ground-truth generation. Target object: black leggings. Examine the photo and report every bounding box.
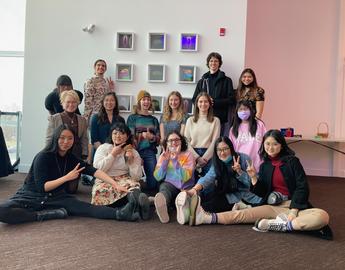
[201,193,233,213]
[0,193,120,224]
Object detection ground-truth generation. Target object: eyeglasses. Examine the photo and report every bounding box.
[216,147,230,153]
[167,138,181,144]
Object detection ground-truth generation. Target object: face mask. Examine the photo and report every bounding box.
[237,110,251,121]
[222,155,233,164]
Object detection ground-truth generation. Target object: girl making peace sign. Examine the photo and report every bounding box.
[176,136,262,225]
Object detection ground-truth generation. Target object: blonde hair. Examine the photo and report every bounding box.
[162,91,184,122]
[193,92,214,123]
[60,90,80,105]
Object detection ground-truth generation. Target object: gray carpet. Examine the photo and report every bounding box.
[0,173,344,270]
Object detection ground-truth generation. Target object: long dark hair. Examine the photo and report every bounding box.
[259,129,295,160]
[162,131,188,152]
[106,122,133,146]
[212,136,239,194]
[231,99,258,138]
[43,124,75,154]
[98,92,120,124]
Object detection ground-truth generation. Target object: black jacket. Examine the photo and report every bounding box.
[251,155,311,210]
[45,89,83,115]
[192,70,235,124]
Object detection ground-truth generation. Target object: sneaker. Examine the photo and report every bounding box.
[253,214,288,232]
[115,196,140,222]
[175,191,190,225]
[154,193,169,223]
[189,194,212,226]
[232,201,252,211]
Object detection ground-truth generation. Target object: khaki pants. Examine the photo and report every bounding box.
[217,200,329,231]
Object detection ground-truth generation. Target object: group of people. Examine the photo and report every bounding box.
[0,52,332,240]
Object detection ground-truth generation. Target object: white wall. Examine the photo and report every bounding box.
[19,0,248,172]
[245,0,345,177]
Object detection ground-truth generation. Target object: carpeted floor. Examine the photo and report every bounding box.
[0,173,344,270]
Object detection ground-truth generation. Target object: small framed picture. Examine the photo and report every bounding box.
[148,64,166,82]
[180,33,198,52]
[183,98,194,115]
[178,65,196,83]
[151,96,164,114]
[116,64,133,81]
[149,33,166,51]
[116,32,134,50]
[117,95,132,112]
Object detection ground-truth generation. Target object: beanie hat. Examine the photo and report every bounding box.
[56,75,73,87]
[137,90,151,102]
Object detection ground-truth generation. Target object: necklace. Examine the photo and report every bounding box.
[64,111,76,124]
[56,155,68,177]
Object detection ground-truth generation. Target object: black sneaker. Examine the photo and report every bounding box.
[305,225,333,240]
[115,198,139,222]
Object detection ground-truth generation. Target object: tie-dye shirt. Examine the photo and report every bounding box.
[154,150,195,190]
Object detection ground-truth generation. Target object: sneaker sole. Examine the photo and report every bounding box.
[154,193,169,223]
[189,194,199,226]
[175,191,189,225]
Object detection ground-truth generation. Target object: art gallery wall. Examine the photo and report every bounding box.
[19,0,248,172]
[245,0,345,177]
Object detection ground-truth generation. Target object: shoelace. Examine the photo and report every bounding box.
[268,222,287,232]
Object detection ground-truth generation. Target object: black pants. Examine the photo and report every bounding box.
[158,182,180,206]
[0,187,120,224]
[201,192,233,213]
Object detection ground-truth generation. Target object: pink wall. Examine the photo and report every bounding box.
[245,0,345,177]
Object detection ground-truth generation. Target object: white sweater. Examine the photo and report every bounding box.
[184,115,220,161]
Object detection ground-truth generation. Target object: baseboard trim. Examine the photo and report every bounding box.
[305,168,345,178]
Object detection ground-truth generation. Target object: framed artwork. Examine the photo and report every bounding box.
[149,33,166,51]
[151,96,164,114]
[148,64,166,82]
[116,32,134,50]
[180,33,198,52]
[117,95,132,112]
[183,98,194,115]
[178,65,196,83]
[116,64,133,81]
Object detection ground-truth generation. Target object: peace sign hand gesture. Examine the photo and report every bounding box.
[107,77,115,91]
[231,156,242,174]
[246,160,258,185]
[65,163,85,181]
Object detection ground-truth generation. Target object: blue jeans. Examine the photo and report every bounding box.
[139,148,157,191]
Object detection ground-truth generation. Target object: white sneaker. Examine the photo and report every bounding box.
[189,194,212,226]
[175,191,190,225]
[253,214,288,232]
[154,193,169,223]
[232,201,252,211]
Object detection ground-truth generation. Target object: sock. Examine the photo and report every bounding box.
[211,213,218,224]
[287,221,294,231]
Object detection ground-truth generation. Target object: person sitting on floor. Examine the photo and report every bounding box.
[153,131,195,224]
[0,124,141,225]
[179,136,262,219]
[188,129,332,240]
[91,122,150,220]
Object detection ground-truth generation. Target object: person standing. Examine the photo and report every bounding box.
[192,52,235,134]
[84,59,115,122]
[45,75,83,115]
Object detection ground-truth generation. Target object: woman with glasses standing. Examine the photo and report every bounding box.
[153,131,195,223]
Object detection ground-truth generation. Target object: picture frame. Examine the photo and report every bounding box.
[148,33,166,51]
[116,64,133,81]
[180,33,198,52]
[116,32,134,50]
[117,94,132,112]
[183,98,194,115]
[178,65,196,83]
[148,64,166,82]
[151,96,164,114]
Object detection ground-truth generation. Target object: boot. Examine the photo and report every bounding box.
[36,208,68,222]
[129,189,150,220]
[116,193,139,221]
